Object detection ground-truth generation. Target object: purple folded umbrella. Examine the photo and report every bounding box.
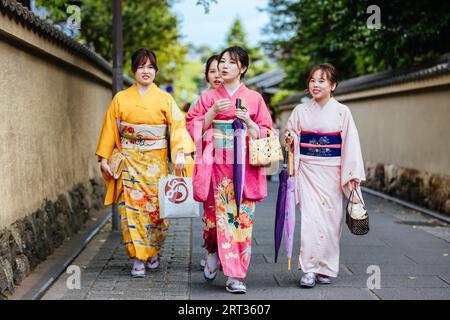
[274,169,288,263]
[233,98,246,217]
[274,149,289,263]
[284,176,296,270]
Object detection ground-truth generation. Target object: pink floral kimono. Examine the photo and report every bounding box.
[286,97,365,277]
[186,84,273,279]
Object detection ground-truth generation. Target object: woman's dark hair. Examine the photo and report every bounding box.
[204,54,219,82]
[217,46,249,80]
[131,47,158,73]
[182,102,191,113]
[306,63,339,95]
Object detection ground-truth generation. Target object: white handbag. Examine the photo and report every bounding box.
[158,174,200,219]
[348,202,368,220]
[347,188,368,220]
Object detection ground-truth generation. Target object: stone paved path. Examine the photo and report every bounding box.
[43,181,450,300]
[42,219,191,300]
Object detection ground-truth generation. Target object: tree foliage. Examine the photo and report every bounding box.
[34,0,187,84]
[34,0,72,23]
[225,17,273,79]
[264,0,450,90]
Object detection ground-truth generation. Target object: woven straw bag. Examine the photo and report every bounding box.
[249,129,283,166]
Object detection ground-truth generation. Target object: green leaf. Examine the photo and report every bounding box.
[263,0,450,89]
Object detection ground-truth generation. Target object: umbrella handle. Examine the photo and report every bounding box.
[283,132,291,167]
[283,148,289,167]
[236,98,242,109]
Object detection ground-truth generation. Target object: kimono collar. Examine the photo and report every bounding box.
[132,83,157,98]
[312,97,337,110]
[217,83,247,98]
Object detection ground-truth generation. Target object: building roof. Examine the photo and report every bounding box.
[1,0,133,85]
[279,53,450,106]
[335,53,450,95]
[246,69,286,92]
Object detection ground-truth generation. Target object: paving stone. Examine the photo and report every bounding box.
[42,181,450,300]
[372,288,450,300]
[189,181,450,300]
[43,217,192,300]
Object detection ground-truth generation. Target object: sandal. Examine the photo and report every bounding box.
[147,254,160,271]
[131,259,145,278]
[226,278,246,294]
[199,252,207,271]
[300,272,316,288]
[316,274,332,284]
[203,253,220,281]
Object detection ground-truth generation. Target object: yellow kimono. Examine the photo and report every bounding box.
[96,83,195,261]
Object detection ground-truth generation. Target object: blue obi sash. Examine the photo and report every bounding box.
[300,131,342,157]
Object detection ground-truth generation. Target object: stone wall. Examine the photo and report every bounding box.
[0,179,106,299]
[364,162,450,215]
[0,1,127,298]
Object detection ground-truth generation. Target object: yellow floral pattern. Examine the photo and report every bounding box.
[119,148,170,261]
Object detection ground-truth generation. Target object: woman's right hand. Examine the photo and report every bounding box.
[100,157,113,177]
[212,98,232,114]
[285,131,294,145]
[203,98,232,131]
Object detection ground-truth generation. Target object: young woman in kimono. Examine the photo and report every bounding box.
[186,46,273,294]
[285,63,365,288]
[96,48,195,278]
[197,54,224,271]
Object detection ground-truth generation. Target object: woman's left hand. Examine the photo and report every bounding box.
[350,179,359,190]
[174,153,186,173]
[236,102,260,139]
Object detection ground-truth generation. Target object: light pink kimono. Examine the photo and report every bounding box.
[186,84,273,279]
[286,97,365,277]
